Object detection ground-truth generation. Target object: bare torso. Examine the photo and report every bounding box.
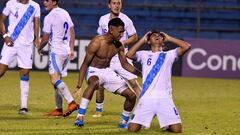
[89,35,122,68]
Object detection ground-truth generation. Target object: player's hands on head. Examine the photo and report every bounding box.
[159,32,169,42]
[144,31,152,43]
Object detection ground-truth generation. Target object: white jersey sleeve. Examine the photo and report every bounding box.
[166,48,179,64]
[34,3,41,18]
[124,16,137,37]
[2,1,12,16]
[135,50,144,63]
[43,15,52,34]
[97,14,110,35]
[97,17,103,35]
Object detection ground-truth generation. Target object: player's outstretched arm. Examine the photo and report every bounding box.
[76,38,100,89]
[118,44,141,75]
[122,34,138,47]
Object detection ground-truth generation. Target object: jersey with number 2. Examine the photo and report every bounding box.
[43,7,74,54]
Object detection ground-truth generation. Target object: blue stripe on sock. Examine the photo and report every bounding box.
[121,114,129,121]
[20,76,29,81]
[96,108,102,112]
[78,108,86,115]
[54,80,62,89]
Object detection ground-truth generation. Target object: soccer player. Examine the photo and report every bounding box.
[93,0,141,118]
[37,0,79,117]
[127,30,191,133]
[0,0,40,114]
[74,18,139,128]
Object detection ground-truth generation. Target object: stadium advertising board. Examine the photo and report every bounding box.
[182,39,240,78]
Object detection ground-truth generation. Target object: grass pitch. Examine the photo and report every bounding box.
[0,71,239,135]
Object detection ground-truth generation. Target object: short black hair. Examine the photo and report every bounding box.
[108,18,125,27]
[147,29,164,41]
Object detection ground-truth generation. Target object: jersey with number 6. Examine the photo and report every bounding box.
[43,7,74,54]
[135,48,178,99]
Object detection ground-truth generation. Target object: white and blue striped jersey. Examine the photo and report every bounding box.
[135,48,178,99]
[43,7,74,54]
[2,0,40,46]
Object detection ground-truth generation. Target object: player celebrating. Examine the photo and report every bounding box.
[93,0,141,118]
[127,30,191,133]
[74,18,139,128]
[0,0,40,114]
[38,0,78,117]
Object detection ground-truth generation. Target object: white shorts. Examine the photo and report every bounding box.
[110,55,137,80]
[0,44,33,69]
[130,98,181,128]
[86,66,128,94]
[48,52,70,77]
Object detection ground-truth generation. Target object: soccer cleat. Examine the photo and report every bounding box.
[18,108,31,115]
[92,111,102,118]
[63,101,79,117]
[118,120,128,129]
[75,118,84,127]
[75,115,84,127]
[44,108,63,117]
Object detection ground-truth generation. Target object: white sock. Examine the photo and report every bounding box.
[54,80,74,104]
[20,76,29,109]
[121,110,131,122]
[77,98,90,116]
[96,102,103,112]
[55,90,62,109]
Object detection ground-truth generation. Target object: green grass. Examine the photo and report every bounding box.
[0,71,239,135]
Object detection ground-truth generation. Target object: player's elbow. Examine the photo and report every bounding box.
[126,52,134,60]
[184,43,191,51]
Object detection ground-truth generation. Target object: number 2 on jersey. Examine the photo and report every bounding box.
[63,22,68,40]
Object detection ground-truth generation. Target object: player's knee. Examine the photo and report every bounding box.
[128,123,141,132]
[169,124,182,133]
[88,81,99,91]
